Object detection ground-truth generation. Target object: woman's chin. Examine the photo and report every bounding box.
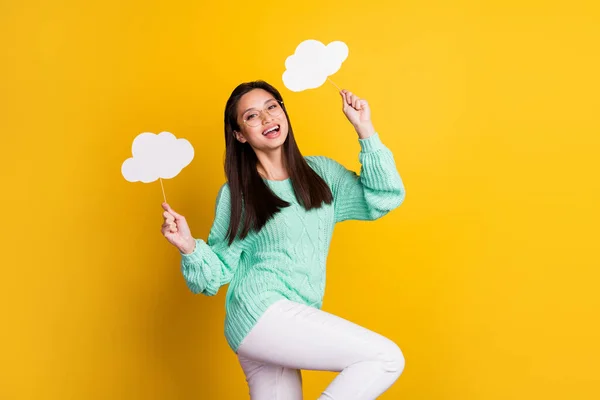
[263,131,287,147]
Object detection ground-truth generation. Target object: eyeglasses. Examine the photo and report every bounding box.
[241,99,284,127]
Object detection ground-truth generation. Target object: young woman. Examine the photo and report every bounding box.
[161,80,406,399]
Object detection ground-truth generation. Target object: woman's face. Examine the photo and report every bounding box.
[234,89,289,152]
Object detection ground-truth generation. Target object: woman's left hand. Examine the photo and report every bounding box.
[340,89,376,139]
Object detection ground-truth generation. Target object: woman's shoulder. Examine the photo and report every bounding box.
[216,181,231,196]
[213,182,233,209]
[304,155,343,173]
[304,155,346,179]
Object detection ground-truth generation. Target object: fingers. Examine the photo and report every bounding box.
[162,202,187,226]
[161,222,178,234]
[162,209,179,234]
[340,90,348,109]
[340,90,365,110]
[162,202,183,219]
[341,90,353,110]
[163,211,175,224]
[161,202,181,235]
[341,89,351,104]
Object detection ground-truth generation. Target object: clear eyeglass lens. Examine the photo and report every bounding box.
[243,100,283,127]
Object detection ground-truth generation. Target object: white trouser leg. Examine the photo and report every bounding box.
[236,299,405,399]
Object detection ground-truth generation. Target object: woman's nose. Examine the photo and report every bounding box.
[262,113,274,124]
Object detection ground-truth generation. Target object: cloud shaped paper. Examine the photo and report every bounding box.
[282,40,349,92]
[121,131,194,183]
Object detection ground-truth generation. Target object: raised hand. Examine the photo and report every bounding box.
[161,203,196,254]
[340,89,376,139]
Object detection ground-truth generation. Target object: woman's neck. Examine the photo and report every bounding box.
[255,148,288,181]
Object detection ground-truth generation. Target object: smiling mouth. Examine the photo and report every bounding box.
[262,125,280,136]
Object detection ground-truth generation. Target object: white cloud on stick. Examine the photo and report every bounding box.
[282,40,349,92]
[121,131,194,183]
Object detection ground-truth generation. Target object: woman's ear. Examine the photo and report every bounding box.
[234,130,247,143]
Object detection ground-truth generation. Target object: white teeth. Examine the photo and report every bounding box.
[263,126,279,135]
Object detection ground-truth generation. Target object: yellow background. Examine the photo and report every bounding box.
[1,0,599,399]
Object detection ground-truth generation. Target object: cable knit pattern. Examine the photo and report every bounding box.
[180,133,405,352]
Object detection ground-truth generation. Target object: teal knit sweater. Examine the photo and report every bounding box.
[180,133,405,352]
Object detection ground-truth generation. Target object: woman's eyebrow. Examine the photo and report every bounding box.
[242,99,277,114]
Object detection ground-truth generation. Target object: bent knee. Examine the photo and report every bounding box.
[377,339,406,376]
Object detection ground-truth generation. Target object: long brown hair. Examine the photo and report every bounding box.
[223,80,333,244]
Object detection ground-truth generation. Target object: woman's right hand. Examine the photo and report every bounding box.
[161,203,196,254]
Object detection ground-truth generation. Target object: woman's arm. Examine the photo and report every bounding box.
[331,90,406,222]
[179,184,244,296]
[328,133,405,223]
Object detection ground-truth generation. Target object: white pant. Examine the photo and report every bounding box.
[236,299,405,399]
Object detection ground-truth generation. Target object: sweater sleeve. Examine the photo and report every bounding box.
[330,133,406,223]
[180,183,243,296]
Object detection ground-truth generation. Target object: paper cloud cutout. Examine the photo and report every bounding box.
[282,40,349,92]
[121,131,194,183]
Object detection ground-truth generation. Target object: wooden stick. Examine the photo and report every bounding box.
[327,77,342,92]
[159,178,167,203]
